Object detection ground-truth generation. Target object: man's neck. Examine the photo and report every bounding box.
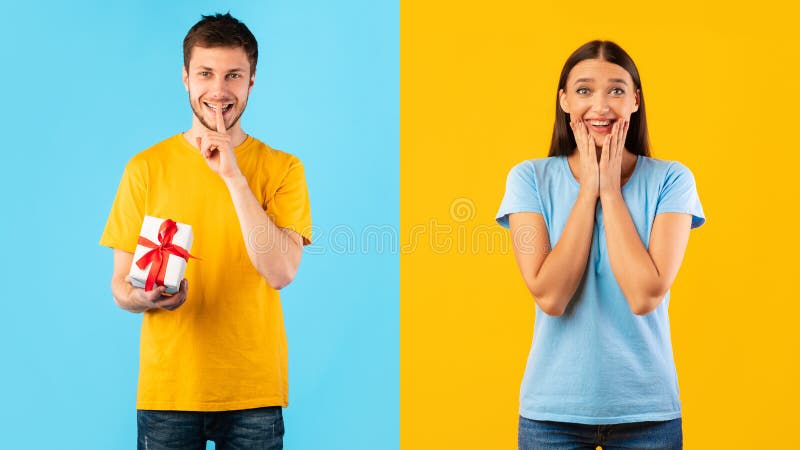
[184,118,249,149]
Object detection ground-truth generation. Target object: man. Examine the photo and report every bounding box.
[100,13,311,449]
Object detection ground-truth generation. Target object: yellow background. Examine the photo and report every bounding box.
[401,1,799,448]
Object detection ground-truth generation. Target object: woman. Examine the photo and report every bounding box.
[496,40,705,449]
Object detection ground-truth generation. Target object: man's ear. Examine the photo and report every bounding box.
[182,66,189,92]
[249,72,255,90]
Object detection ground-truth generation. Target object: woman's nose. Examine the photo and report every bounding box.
[590,97,610,113]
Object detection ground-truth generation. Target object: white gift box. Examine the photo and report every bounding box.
[129,216,194,294]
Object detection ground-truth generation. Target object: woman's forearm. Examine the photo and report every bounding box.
[527,191,597,316]
[600,191,662,315]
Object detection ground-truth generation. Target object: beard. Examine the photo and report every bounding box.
[189,94,248,132]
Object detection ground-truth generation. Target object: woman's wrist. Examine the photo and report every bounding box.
[576,189,599,205]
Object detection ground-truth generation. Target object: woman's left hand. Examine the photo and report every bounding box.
[599,119,630,196]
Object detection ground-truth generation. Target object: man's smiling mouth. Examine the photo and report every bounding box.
[203,101,233,112]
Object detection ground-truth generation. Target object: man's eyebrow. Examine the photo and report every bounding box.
[573,77,629,86]
[195,66,245,72]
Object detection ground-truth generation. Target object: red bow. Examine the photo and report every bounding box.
[135,219,197,291]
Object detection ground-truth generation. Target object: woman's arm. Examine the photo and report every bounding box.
[601,192,692,315]
[508,191,597,316]
[597,120,694,315]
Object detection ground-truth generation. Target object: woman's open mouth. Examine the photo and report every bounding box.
[585,119,616,133]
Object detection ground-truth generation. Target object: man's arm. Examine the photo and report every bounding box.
[111,249,189,313]
[198,103,303,290]
[224,176,303,290]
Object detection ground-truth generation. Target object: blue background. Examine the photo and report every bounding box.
[0,1,398,449]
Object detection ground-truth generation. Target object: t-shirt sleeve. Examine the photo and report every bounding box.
[496,161,543,229]
[268,157,313,245]
[655,161,706,229]
[99,158,147,253]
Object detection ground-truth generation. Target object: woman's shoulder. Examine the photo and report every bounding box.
[503,156,570,195]
[637,155,696,179]
[507,156,563,175]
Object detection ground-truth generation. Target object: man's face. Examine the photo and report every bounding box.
[182,46,254,131]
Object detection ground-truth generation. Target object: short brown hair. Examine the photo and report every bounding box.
[183,12,258,75]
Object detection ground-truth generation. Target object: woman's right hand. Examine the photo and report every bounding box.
[569,119,602,199]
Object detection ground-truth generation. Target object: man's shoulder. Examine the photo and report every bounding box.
[246,136,304,170]
[125,134,183,167]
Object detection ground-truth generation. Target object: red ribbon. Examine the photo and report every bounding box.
[135,219,197,291]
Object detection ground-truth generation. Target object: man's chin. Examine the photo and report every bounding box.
[189,100,246,131]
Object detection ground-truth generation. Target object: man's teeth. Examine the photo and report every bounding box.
[204,102,232,111]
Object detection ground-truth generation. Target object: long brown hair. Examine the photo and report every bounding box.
[548,40,650,157]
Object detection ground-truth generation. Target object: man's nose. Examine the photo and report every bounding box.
[208,79,227,98]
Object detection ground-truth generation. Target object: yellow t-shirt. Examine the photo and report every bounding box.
[100,133,312,411]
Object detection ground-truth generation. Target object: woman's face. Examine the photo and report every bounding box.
[559,59,640,144]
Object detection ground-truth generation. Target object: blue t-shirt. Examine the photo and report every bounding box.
[496,154,705,425]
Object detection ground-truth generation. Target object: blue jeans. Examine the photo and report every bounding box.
[137,406,284,450]
[518,416,682,450]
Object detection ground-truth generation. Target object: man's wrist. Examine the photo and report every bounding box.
[223,172,248,190]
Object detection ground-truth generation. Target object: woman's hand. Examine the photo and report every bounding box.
[569,119,600,199]
[599,119,630,197]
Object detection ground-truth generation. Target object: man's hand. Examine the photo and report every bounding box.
[126,277,189,312]
[196,102,243,180]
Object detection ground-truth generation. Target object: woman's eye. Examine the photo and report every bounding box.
[576,88,590,95]
[612,88,625,95]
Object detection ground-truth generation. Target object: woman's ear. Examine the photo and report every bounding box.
[632,89,640,113]
[558,89,569,114]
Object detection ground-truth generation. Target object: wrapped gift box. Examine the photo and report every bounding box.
[129,216,195,294]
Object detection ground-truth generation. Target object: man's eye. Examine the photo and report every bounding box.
[576,87,590,95]
[199,72,210,77]
[227,73,241,79]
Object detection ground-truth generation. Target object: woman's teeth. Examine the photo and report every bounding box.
[589,120,610,126]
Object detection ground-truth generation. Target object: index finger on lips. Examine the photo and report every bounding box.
[215,102,226,134]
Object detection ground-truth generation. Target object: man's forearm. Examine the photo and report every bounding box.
[111,277,147,313]
[224,174,301,289]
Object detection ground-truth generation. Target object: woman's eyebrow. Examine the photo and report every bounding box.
[573,77,629,86]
